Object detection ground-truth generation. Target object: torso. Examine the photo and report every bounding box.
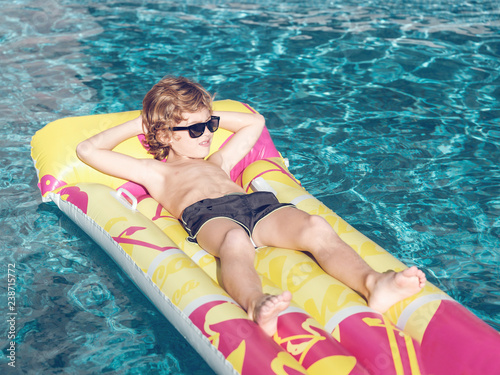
[144,158,245,218]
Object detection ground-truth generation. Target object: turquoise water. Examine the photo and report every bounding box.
[1,0,499,373]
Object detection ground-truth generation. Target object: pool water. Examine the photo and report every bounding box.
[1,0,499,373]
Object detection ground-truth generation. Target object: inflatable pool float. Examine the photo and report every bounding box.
[31,100,500,374]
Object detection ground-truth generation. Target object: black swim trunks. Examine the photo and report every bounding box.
[180,191,294,244]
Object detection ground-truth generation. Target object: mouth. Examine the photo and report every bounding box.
[199,138,211,147]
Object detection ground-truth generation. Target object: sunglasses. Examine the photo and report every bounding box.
[171,116,220,138]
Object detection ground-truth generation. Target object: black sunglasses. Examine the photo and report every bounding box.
[171,116,220,138]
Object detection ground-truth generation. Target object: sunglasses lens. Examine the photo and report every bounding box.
[207,117,219,133]
[183,117,220,138]
[188,123,205,138]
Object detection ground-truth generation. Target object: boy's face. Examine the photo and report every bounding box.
[168,108,213,160]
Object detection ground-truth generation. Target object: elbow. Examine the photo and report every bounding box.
[255,113,266,131]
[76,140,92,162]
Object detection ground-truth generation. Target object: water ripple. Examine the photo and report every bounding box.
[1,0,499,372]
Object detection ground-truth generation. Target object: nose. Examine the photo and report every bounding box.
[202,124,212,136]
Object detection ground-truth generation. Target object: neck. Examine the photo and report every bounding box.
[165,151,204,163]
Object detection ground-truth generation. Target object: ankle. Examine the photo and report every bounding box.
[246,292,266,321]
[363,271,380,301]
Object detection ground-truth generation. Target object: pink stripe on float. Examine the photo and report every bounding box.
[241,102,257,113]
[112,236,178,252]
[264,159,301,185]
[420,299,500,374]
[152,203,177,221]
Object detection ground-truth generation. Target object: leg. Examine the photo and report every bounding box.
[196,219,291,335]
[252,207,425,313]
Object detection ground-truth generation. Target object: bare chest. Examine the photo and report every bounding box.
[146,160,243,217]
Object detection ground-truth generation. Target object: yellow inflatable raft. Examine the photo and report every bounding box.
[31,100,500,374]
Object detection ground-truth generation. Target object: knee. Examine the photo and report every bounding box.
[219,228,254,258]
[302,215,341,254]
[304,215,337,238]
[222,227,249,246]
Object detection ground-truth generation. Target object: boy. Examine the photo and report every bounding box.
[77,76,426,336]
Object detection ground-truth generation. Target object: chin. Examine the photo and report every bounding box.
[191,148,210,159]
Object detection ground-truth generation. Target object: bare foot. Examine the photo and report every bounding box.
[367,266,426,313]
[249,291,292,336]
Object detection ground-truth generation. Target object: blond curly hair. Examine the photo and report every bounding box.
[142,76,213,160]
